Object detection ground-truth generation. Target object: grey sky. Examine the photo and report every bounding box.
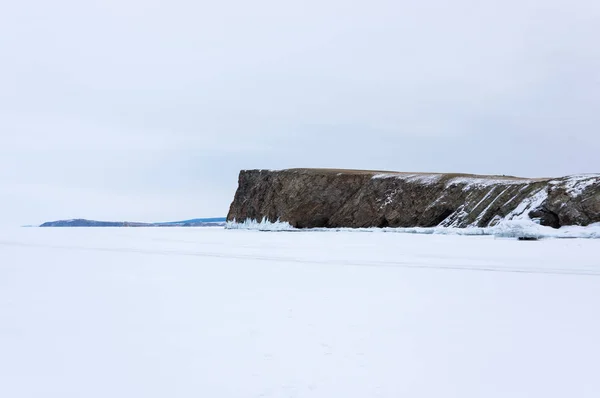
[1,0,599,226]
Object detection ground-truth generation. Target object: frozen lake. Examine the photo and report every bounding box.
[1,227,599,397]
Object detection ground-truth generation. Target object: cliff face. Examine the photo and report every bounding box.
[227,169,600,229]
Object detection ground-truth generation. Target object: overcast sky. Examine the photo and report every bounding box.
[1,0,599,226]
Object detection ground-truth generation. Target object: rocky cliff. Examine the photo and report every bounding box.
[227,169,600,229]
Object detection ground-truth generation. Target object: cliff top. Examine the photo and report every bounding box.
[244,168,551,182]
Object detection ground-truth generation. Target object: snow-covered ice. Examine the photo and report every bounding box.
[1,227,599,397]
[227,218,600,239]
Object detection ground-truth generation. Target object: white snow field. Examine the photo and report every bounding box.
[1,227,599,398]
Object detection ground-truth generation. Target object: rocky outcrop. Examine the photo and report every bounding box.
[227,169,600,229]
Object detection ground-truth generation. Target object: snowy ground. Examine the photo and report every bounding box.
[1,227,599,398]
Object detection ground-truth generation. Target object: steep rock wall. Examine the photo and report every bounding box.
[227,169,600,229]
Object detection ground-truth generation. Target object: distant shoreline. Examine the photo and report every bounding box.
[38,217,226,227]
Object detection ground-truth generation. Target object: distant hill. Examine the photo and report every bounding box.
[39,218,226,227]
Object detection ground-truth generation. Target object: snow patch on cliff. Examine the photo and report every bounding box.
[552,174,600,197]
[447,177,535,190]
[505,187,548,221]
[372,173,441,184]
